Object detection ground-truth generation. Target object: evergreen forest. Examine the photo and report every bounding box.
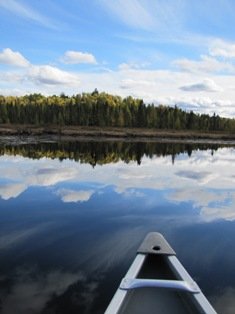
[0,91,235,132]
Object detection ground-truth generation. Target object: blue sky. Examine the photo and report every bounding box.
[1,0,235,116]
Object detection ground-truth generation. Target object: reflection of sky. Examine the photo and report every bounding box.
[0,148,235,313]
[1,267,84,314]
[1,148,235,221]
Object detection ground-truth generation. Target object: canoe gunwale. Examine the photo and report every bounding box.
[104,254,145,314]
[167,255,217,314]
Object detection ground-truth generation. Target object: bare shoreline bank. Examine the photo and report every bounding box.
[0,124,235,144]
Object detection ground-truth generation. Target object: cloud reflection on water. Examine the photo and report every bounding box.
[168,188,235,221]
[175,170,217,184]
[0,227,146,314]
[0,182,26,200]
[57,189,95,203]
[28,167,77,186]
[1,267,84,314]
[211,287,235,314]
[0,148,235,221]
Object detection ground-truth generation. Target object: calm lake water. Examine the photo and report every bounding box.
[0,138,235,314]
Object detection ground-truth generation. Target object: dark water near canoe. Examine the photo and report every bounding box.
[0,138,235,314]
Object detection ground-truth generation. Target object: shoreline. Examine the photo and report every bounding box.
[0,124,235,143]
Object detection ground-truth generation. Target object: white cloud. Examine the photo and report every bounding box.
[174,55,235,74]
[118,62,150,71]
[57,189,94,203]
[26,65,80,86]
[61,51,97,64]
[180,79,223,92]
[120,78,155,89]
[0,71,23,82]
[2,55,235,116]
[158,96,235,117]
[210,39,235,59]
[0,48,30,67]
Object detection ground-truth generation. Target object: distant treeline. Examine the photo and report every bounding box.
[0,141,225,166]
[0,91,235,131]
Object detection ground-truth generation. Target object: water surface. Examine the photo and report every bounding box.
[0,139,235,314]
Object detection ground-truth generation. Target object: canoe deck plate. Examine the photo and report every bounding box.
[137,232,176,255]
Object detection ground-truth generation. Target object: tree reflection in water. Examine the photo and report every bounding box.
[0,139,228,166]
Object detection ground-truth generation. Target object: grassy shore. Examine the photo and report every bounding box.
[0,124,235,141]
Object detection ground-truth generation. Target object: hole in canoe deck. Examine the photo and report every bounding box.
[152,245,161,251]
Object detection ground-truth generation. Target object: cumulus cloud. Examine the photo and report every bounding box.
[0,48,30,67]
[160,96,235,117]
[57,189,94,203]
[180,79,223,93]
[0,71,23,82]
[26,65,80,86]
[61,50,97,64]
[210,39,235,59]
[2,50,235,117]
[174,55,235,74]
